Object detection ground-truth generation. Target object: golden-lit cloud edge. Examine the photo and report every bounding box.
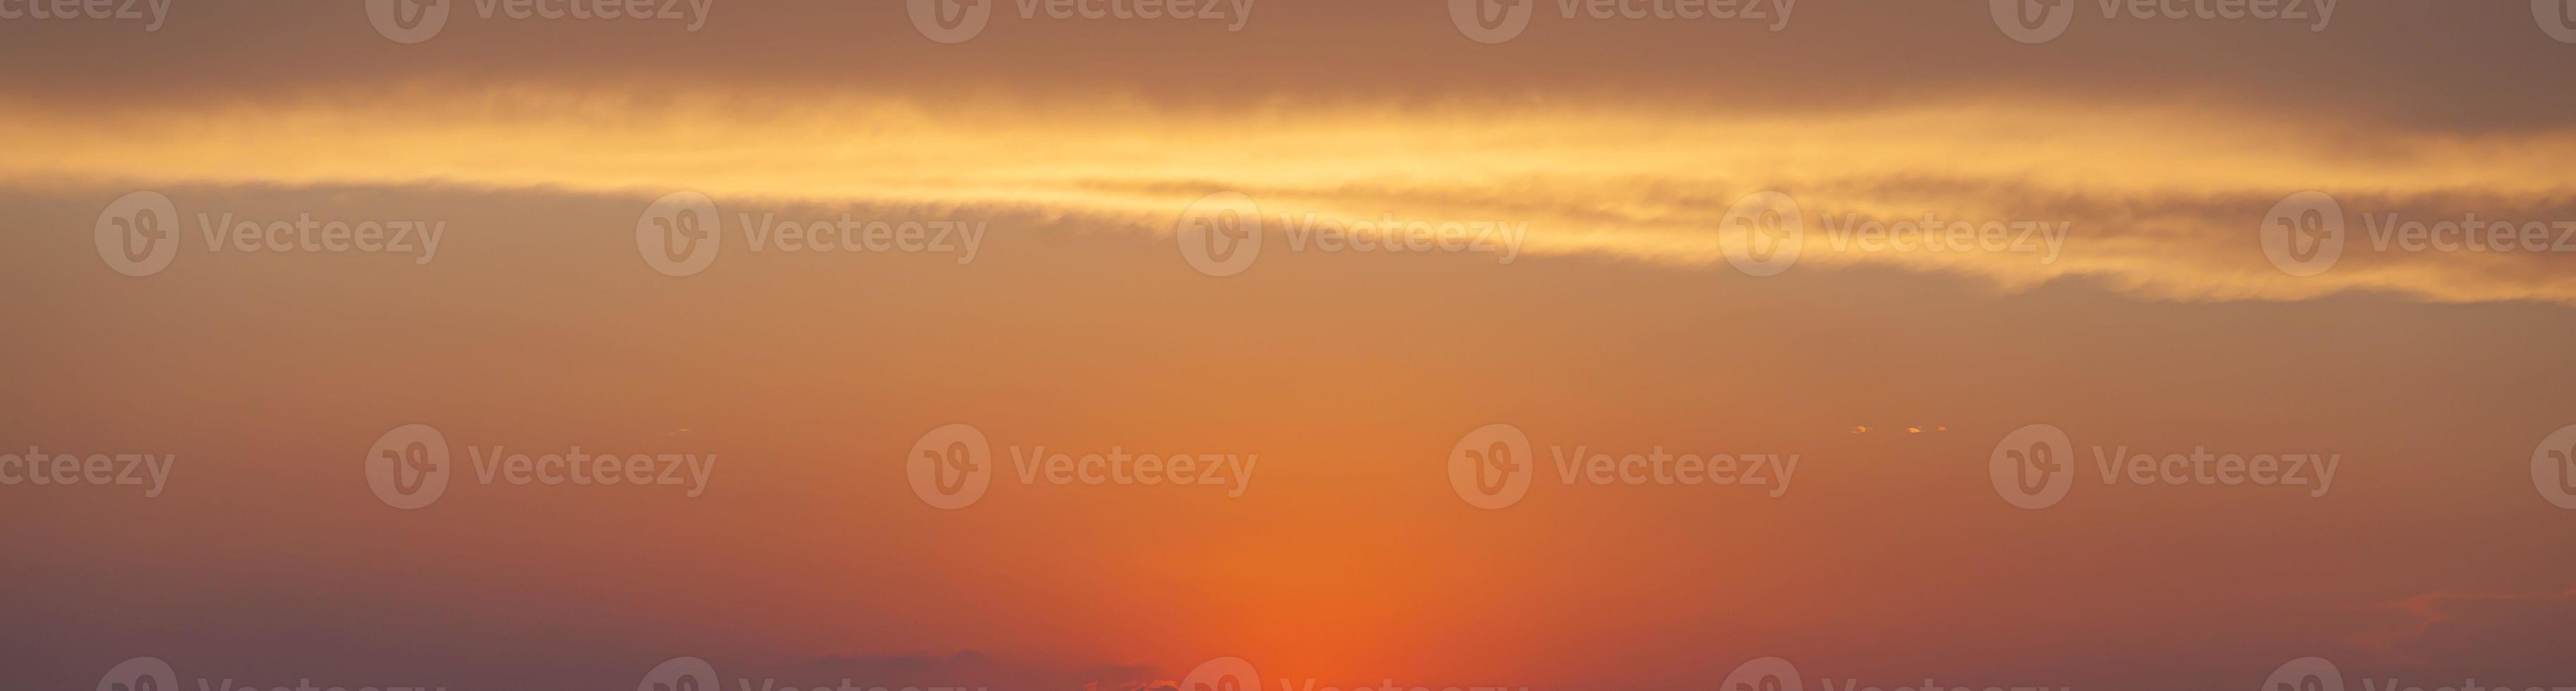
[10,85,2575,304]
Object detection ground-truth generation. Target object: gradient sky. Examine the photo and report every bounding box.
[6,2,2576,691]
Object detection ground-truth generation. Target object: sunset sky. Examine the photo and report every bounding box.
[7,2,2576,691]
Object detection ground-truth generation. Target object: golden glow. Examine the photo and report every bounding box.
[11,85,2576,303]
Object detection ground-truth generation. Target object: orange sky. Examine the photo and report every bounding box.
[7,3,2576,691]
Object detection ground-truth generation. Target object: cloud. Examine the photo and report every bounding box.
[13,86,2576,305]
